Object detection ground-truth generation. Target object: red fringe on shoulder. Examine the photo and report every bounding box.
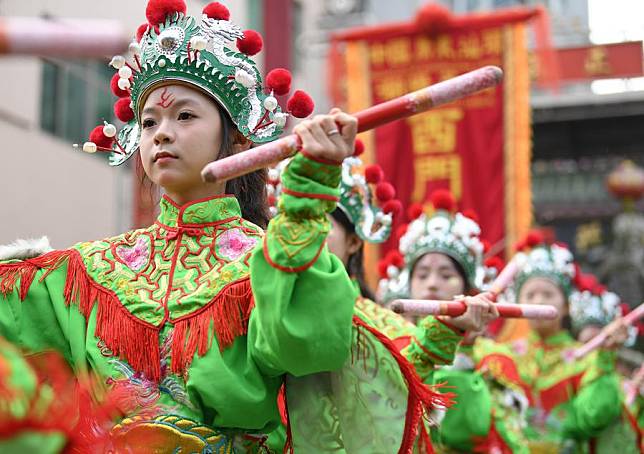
[1,250,254,383]
[352,316,454,454]
[171,278,254,375]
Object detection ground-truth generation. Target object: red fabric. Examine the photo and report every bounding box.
[367,25,506,259]
[539,372,584,413]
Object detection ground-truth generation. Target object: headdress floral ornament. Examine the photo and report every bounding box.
[513,230,577,297]
[266,139,402,243]
[78,0,315,165]
[378,189,486,303]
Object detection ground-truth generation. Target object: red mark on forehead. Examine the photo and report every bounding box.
[156,87,176,109]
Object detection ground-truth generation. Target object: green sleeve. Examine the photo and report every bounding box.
[248,153,355,377]
[403,317,463,380]
[0,257,78,364]
[562,350,622,439]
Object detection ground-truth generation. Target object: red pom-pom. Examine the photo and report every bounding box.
[415,3,453,35]
[395,223,409,241]
[378,260,390,279]
[525,230,544,248]
[267,194,277,207]
[383,199,402,216]
[110,73,130,98]
[481,239,491,253]
[265,68,292,96]
[237,30,263,56]
[386,250,405,269]
[203,2,230,20]
[514,239,527,252]
[114,97,134,122]
[462,208,479,223]
[364,165,384,184]
[353,138,365,156]
[136,23,150,42]
[146,0,187,26]
[577,273,597,293]
[89,125,114,149]
[431,189,456,212]
[407,203,424,220]
[484,256,505,272]
[286,90,314,118]
[376,182,396,202]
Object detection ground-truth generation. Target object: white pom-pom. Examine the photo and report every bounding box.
[158,59,167,68]
[263,96,278,112]
[387,265,399,279]
[266,185,275,197]
[82,142,97,153]
[234,68,255,88]
[190,36,208,51]
[109,55,126,69]
[103,124,117,138]
[381,214,393,226]
[117,77,131,90]
[128,42,141,55]
[273,112,288,128]
[268,168,280,181]
[118,66,133,79]
[269,206,278,217]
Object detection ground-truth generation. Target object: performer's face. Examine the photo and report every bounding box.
[410,253,466,301]
[139,84,237,203]
[327,216,362,267]
[578,325,602,343]
[519,277,567,337]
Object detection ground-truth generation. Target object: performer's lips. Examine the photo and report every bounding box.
[154,151,178,162]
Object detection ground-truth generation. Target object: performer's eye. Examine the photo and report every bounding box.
[178,111,195,120]
[142,119,156,129]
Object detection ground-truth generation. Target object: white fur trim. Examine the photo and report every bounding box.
[0,236,53,260]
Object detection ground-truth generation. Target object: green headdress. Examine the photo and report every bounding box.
[378,189,487,303]
[80,0,314,166]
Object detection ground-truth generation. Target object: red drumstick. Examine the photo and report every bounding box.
[202,65,503,183]
[390,299,558,319]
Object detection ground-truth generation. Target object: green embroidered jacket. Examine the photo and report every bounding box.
[0,153,356,451]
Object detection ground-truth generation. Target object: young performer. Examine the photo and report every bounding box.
[510,232,638,453]
[0,1,364,451]
[378,190,530,453]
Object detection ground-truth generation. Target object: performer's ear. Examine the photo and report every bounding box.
[232,130,252,153]
[346,233,362,257]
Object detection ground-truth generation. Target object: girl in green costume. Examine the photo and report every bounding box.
[509,231,638,454]
[0,0,371,451]
[378,189,530,453]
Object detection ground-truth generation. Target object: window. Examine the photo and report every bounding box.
[40,59,114,144]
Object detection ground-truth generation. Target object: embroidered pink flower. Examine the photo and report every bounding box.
[116,236,150,271]
[217,228,257,261]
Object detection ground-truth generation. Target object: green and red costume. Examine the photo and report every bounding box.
[512,331,641,454]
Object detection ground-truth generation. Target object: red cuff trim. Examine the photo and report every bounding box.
[300,149,343,166]
[281,187,339,202]
[262,235,326,273]
[436,316,466,336]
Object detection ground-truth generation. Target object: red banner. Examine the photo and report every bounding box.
[366,28,506,251]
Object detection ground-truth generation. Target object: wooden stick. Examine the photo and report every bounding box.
[202,65,503,183]
[390,299,558,319]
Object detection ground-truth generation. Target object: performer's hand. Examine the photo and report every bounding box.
[603,317,629,350]
[293,108,357,163]
[444,292,499,333]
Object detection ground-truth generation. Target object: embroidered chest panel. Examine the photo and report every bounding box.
[74,219,262,326]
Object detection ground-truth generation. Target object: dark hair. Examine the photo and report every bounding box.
[330,208,376,300]
[410,253,473,295]
[135,99,269,229]
[216,108,269,229]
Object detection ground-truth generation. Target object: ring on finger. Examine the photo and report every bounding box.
[326,129,340,137]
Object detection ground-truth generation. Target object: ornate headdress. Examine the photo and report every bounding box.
[378,190,487,303]
[569,273,619,332]
[512,230,577,297]
[79,0,314,165]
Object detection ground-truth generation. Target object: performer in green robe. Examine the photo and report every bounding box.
[509,232,639,454]
[378,190,530,453]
